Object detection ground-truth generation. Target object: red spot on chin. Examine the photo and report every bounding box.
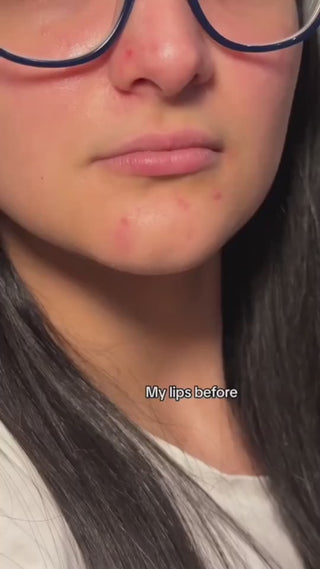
[212,191,222,201]
[120,216,130,227]
[186,229,194,242]
[176,197,190,211]
[114,217,132,254]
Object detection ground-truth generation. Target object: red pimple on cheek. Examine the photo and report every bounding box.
[125,48,134,59]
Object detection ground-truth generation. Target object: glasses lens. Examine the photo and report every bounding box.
[1,0,319,62]
[1,0,126,61]
[198,0,320,45]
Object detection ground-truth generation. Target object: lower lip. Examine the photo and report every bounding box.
[98,147,221,176]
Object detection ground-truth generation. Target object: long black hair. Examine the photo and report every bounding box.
[0,31,319,569]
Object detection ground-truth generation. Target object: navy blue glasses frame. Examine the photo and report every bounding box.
[1,0,320,68]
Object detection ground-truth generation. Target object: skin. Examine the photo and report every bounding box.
[0,0,302,474]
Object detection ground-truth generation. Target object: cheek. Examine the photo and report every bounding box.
[225,49,301,183]
[0,68,88,221]
[227,47,302,147]
[210,48,302,235]
[0,62,88,169]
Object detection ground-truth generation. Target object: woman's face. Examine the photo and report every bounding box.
[0,0,302,276]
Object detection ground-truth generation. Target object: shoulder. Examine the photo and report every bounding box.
[0,420,84,569]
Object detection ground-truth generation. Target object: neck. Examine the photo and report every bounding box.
[1,220,249,465]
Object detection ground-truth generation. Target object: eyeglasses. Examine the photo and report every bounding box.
[1,0,319,69]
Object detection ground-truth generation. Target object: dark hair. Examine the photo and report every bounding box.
[0,32,319,569]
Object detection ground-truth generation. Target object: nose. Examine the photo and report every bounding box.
[107,0,214,98]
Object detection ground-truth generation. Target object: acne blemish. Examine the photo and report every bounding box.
[125,49,134,59]
[120,216,130,227]
[176,196,190,211]
[114,216,132,255]
[212,191,222,201]
[186,228,194,242]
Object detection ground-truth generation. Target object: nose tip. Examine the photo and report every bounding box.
[107,4,213,99]
[131,42,206,95]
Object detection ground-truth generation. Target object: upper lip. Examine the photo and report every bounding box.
[95,130,223,159]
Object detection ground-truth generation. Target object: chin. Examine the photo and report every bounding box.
[96,247,219,276]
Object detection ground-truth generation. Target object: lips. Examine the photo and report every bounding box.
[92,129,223,177]
[94,129,223,159]
[103,148,220,176]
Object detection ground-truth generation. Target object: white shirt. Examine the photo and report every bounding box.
[146,432,304,569]
[0,420,304,569]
